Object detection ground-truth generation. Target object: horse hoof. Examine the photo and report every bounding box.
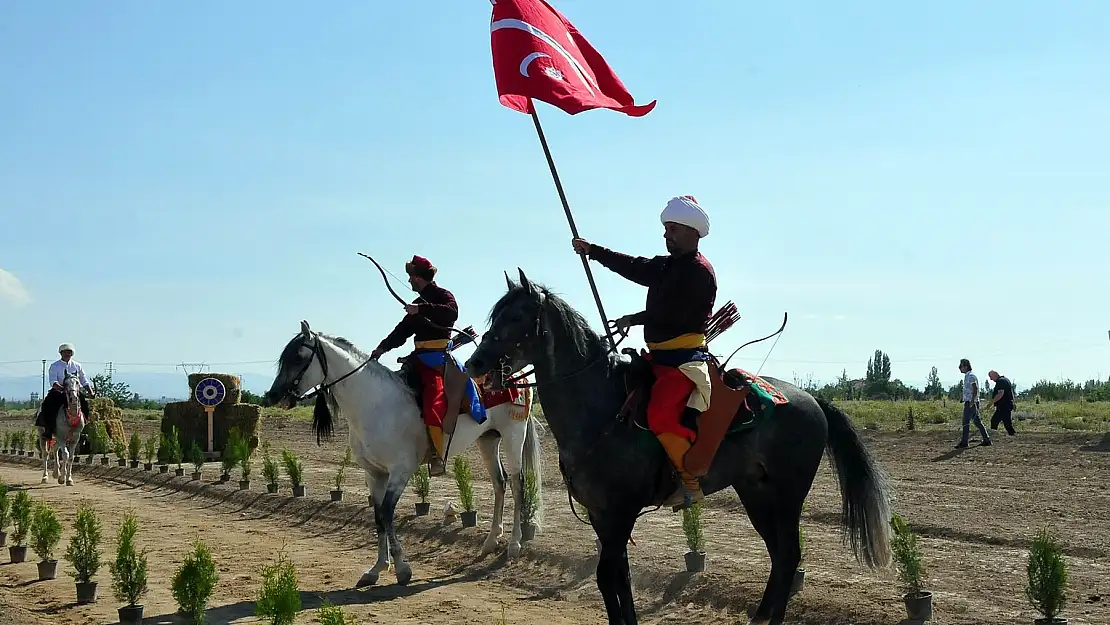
[507,543,522,559]
[41,476,48,484]
[58,478,65,485]
[395,566,413,586]
[355,571,380,588]
[66,480,74,486]
[479,540,500,557]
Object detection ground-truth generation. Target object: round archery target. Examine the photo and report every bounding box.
[194,377,226,407]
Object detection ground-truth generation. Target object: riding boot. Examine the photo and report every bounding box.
[426,425,446,477]
[656,432,704,511]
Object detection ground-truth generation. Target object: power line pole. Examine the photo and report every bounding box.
[41,359,46,399]
[106,361,115,382]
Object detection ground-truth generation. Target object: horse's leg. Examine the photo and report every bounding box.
[501,418,531,559]
[356,470,391,588]
[734,481,801,625]
[64,441,76,485]
[475,432,507,557]
[381,469,414,585]
[39,429,50,483]
[591,509,640,625]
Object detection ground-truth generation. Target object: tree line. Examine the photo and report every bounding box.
[0,374,267,411]
[801,349,1110,402]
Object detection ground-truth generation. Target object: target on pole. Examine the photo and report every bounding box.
[194,377,226,407]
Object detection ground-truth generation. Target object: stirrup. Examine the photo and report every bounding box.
[666,483,704,512]
[428,456,446,477]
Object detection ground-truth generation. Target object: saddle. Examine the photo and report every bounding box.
[399,351,474,436]
[618,348,765,477]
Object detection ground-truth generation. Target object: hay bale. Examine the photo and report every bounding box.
[187,373,242,406]
[89,396,123,422]
[162,400,261,453]
[104,419,126,446]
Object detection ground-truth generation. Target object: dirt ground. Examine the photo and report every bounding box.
[1,412,1108,625]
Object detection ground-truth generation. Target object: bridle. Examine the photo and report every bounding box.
[274,333,361,406]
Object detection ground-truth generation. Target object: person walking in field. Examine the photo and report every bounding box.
[955,358,992,448]
[987,370,1017,436]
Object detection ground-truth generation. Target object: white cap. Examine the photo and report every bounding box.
[58,343,75,353]
[660,195,709,238]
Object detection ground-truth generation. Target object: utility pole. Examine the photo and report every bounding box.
[106,361,115,382]
[41,359,46,399]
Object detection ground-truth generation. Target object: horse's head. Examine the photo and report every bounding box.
[465,268,547,390]
[264,320,329,409]
[62,369,82,408]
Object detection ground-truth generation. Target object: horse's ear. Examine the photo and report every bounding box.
[504,271,515,291]
[517,268,532,294]
[300,320,311,336]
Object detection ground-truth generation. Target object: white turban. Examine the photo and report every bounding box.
[660,195,709,238]
[58,343,75,353]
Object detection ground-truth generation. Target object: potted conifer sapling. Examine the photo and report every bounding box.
[142,433,158,471]
[31,500,63,580]
[65,503,103,604]
[331,447,351,502]
[0,481,9,548]
[682,501,706,572]
[412,464,431,516]
[128,432,141,469]
[262,442,280,494]
[8,490,32,563]
[454,456,477,527]
[237,435,253,491]
[1027,527,1068,625]
[114,437,127,467]
[521,469,540,542]
[221,427,243,483]
[281,448,306,497]
[189,441,205,481]
[110,513,149,625]
[171,538,219,625]
[891,513,932,621]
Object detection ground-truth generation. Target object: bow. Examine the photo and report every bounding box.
[357,252,459,335]
[720,311,788,371]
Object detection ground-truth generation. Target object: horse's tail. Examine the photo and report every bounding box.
[817,397,893,569]
[523,414,545,529]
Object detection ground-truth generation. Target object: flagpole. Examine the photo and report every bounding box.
[528,105,617,353]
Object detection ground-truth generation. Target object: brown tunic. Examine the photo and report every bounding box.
[588,245,717,344]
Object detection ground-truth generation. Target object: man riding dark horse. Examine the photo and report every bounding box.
[572,195,716,508]
[36,343,95,442]
[370,255,467,476]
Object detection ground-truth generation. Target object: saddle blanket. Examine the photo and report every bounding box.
[415,350,487,425]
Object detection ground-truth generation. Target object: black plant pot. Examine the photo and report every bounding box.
[159,465,168,473]
[331,489,343,502]
[192,472,202,481]
[118,604,144,625]
[129,460,140,469]
[85,456,93,465]
[175,467,185,477]
[9,546,27,563]
[0,530,6,547]
[903,591,933,622]
[143,463,153,471]
[521,522,537,542]
[684,551,706,572]
[415,502,430,516]
[37,559,58,580]
[292,485,306,498]
[117,459,126,467]
[239,480,250,490]
[75,581,98,604]
[100,457,109,465]
[267,483,278,494]
[1034,618,1068,625]
[220,473,230,483]
[461,511,478,527]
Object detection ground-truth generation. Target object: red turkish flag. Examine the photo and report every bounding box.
[490,0,656,117]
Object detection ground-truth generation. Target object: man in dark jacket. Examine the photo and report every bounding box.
[987,370,1017,436]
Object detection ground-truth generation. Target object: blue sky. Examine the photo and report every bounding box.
[1,0,1107,392]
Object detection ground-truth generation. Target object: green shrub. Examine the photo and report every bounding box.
[113,437,126,461]
[142,433,159,464]
[128,432,141,461]
[64,503,102,583]
[1026,527,1068,620]
[109,513,149,608]
[222,427,244,476]
[261,442,280,487]
[890,513,926,596]
[453,456,474,512]
[280,448,303,487]
[189,442,205,473]
[0,481,10,535]
[30,500,63,562]
[10,490,33,546]
[411,465,430,503]
[316,599,354,625]
[171,538,219,624]
[682,501,705,553]
[254,545,300,625]
[334,447,351,491]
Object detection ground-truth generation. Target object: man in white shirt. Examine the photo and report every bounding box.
[36,343,95,440]
[956,358,991,448]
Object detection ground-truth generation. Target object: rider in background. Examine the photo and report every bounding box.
[571,195,717,508]
[37,343,96,441]
[370,255,460,475]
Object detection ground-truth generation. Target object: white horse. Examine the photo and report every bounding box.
[35,370,88,486]
[263,320,545,587]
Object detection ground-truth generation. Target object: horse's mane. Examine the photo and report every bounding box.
[491,280,605,363]
[316,332,411,388]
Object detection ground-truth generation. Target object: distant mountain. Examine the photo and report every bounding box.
[0,372,275,402]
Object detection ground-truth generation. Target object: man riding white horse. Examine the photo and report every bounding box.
[36,343,95,443]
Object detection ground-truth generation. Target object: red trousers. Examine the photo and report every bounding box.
[417,363,447,428]
[648,363,697,442]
